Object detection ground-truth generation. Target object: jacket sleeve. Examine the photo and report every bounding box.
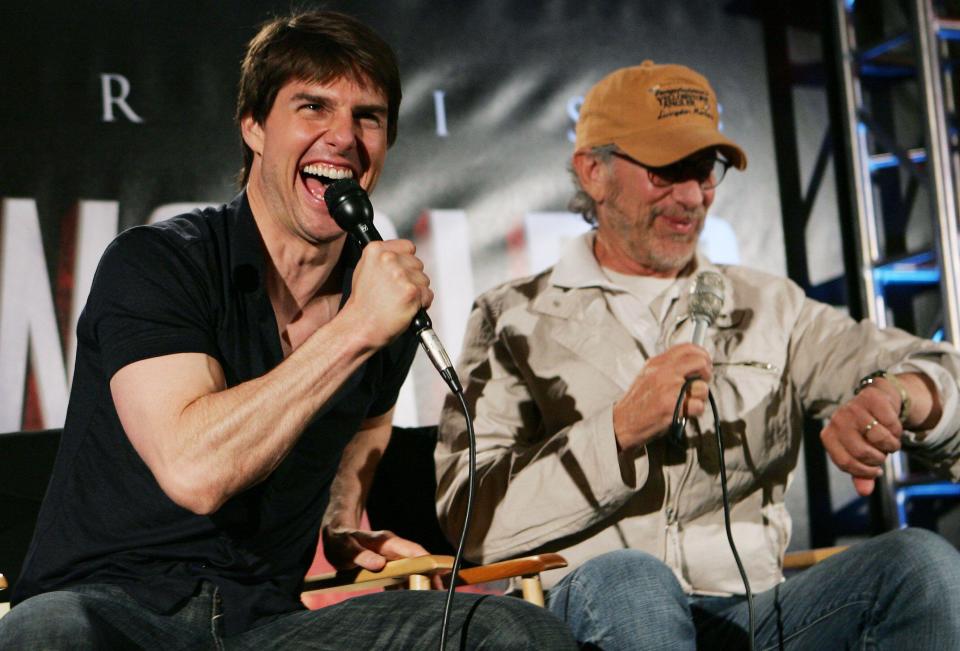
[787,289,960,479]
[434,295,651,563]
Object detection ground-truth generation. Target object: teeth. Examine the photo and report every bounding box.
[302,163,354,180]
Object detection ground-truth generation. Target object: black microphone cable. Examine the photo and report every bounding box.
[322,179,475,650]
[671,378,755,651]
[439,391,476,651]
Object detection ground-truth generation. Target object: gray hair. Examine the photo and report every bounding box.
[568,144,618,226]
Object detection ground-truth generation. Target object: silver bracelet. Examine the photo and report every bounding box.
[855,370,910,424]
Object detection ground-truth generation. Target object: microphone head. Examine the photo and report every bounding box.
[323,178,374,234]
[689,271,725,325]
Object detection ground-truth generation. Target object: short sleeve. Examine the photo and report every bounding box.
[84,225,220,379]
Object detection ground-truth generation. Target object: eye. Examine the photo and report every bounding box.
[297,99,333,115]
[694,161,716,182]
[357,112,384,129]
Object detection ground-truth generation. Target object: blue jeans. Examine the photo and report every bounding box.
[545,528,960,650]
[0,582,576,650]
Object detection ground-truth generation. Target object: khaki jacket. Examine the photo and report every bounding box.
[435,233,960,594]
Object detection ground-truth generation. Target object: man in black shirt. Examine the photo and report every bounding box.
[0,10,575,650]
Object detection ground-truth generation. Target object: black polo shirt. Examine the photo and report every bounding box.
[14,193,418,635]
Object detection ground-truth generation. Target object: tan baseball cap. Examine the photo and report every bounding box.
[575,61,747,170]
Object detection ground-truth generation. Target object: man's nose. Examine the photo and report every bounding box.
[323,110,358,151]
[670,178,708,208]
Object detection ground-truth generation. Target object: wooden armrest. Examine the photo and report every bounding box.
[455,553,567,585]
[783,546,847,570]
[301,552,568,595]
[301,552,568,598]
[302,555,454,593]
[0,574,7,591]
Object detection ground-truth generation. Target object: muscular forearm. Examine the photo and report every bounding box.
[115,308,380,514]
[322,414,392,530]
[320,415,436,571]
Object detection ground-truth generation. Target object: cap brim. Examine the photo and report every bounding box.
[615,124,747,170]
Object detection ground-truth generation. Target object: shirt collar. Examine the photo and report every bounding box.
[227,190,361,302]
[227,192,265,294]
[550,231,620,291]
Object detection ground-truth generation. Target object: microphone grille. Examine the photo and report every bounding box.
[689,271,725,324]
[323,178,372,232]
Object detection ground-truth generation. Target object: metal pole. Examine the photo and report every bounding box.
[832,0,884,326]
[912,0,960,345]
[831,0,900,528]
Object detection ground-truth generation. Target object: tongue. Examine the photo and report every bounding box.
[302,175,326,200]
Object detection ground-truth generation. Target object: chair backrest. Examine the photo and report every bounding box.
[0,428,62,594]
[2,425,567,613]
[366,425,455,556]
[362,425,569,605]
[0,426,455,586]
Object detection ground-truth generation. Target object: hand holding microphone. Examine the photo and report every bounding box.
[669,271,724,446]
[347,238,433,345]
[324,179,462,394]
[612,272,723,451]
[612,343,712,450]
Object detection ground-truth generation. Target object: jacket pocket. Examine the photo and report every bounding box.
[709,360,787,468]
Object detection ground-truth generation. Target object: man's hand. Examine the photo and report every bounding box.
[613,343,713,451]
[343,240,433,348]
[322,525,430,571]
[820,383,903,497]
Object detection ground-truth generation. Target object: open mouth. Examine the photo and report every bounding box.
[300,163,355,200]
[662,215,693,228]
[653,208,703,234]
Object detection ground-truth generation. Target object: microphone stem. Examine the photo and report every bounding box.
[692,318,709,348]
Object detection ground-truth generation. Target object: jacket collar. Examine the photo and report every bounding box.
[528,232,738,388]
[543,231,736,324]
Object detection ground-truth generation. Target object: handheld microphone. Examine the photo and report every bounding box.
[671,271,725,446]
[689,271,725,346]
[324,178,462,394]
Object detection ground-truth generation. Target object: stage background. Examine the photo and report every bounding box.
[2,1,857,551]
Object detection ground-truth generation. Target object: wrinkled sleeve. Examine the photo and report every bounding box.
[367,331,419,418]
[434,295,650,563]
[787,290,960,479]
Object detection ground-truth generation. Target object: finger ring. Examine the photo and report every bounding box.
[863,418,879,436]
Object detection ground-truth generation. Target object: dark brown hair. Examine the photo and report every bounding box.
[235,10,401,185]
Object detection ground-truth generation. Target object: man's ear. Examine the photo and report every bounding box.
[572,150,610,204]
[240,114,264,155]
